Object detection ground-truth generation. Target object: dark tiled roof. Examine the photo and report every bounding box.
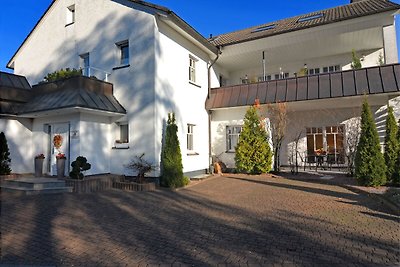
[19,76,126,115]
[0,72,31,115]
[211,0,400,47]
[206,64,400,110]
[0,72,31,90]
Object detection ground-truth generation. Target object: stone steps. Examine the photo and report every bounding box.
[1,177,73,195]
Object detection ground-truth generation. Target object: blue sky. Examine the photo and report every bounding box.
[1,0,399,72]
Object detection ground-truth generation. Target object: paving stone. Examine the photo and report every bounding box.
[1,174,399,266]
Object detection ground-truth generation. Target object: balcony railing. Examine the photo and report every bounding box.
[82,67,111,82]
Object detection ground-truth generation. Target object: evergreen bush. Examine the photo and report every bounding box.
[160,113,186,188]
[355,100,386,186]
[393,119,400,186]
[0,132,11,175]
[69,156,91,180]
[384,106,399,184]
[235,105,272,174]
[351,50,362,70]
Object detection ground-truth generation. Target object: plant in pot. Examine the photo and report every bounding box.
[34,153,45,177]
[56,153,66,178]
[69,156,91,180]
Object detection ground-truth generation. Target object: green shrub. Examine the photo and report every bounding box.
[384,106,399,184]
[235,105,272,174]
[0,132,11,175]
[44,68,82,82]
[160,113,186,188]
[355,100,386,186]
[351,50,362,70]
[393,119,400,186]
[69,156,91,180]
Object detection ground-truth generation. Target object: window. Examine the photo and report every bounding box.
[308,68,320,75]
[80,53,90,76]
[306,127,323,163]
[306,126,345,164]
[322,65,340,73]
[189,56,197,83]
[252,24,276,33]
[66,5,75,25]
[297,13,324,23]
[187,124,195,151]
[116,41,129,66]
[118,123,129,143]
[226,126,242,152]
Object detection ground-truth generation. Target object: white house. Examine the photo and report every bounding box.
[1,0,400,176]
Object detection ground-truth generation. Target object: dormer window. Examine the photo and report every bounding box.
[297,13,324,23]
[66,5,75,25]
[252,24,276,33]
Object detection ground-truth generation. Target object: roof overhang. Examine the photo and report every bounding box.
[18,106,126,118]
[156,12,219,57]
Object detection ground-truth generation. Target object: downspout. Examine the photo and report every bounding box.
[207,47,221,174]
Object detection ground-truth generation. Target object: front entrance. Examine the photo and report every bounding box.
[46,123,70,176]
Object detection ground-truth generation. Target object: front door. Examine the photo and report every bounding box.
[47,123,70,176]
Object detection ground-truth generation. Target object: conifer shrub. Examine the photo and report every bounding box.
[0,132,12,175]
[384,106,399,184]
[160,113,187,188]
[355,100,386,186]
[235,105,272,174]
[393,119,400,186]
[69,156,91,180]
[351,50,362,70]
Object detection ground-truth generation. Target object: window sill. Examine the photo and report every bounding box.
[65,22,75,27]
[113,64,130,70]
[112,143,129,149]
[187,152,199,156]
[189,81,201,88]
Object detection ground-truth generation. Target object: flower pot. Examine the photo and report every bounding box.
[34,158,44,177]
[56,158,66,178]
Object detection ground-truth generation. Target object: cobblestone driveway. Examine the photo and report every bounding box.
[1,174,399,266]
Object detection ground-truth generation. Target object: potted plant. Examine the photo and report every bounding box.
[34,153,45,177]
[56,153,66,178]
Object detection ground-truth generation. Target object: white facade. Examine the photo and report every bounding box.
[3,0,400,176]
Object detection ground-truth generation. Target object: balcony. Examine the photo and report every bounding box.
[206,64,400,110]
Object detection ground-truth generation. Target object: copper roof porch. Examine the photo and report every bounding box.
[206,64,400,110]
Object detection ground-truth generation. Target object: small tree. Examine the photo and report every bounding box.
[125,153,156,183]
[235,104,272,174]
[384,106,399,184]
[343,117,361,176]
[355,99,386,186]
[160,113,188,188]
[351,50,362,70]
[0,132,11,175]
[69,156,91,180]
[267,102,287,172]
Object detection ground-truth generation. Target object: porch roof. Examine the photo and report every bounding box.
[0,72,31,115]
[210,0,400,47]
[206,64,400,110]
[19,76,126,116]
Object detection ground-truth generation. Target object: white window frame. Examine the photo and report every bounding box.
[116,123,129,144]
[189,56,197,84]
[116,40,129,66]
[187,124,195,152]
[226,126,242,152]
[80,53,90,77]
[66,5,75,25]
